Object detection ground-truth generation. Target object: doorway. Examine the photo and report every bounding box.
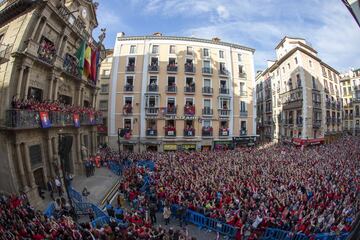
[33,168,46,189]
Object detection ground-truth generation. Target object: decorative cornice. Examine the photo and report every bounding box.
[117,35,255,53]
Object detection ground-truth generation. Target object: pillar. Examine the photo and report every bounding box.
[47,138,55,178]
[31,16,43,40]
[15,143,28,190]
[23,67,31,99]
[53,78,59,100]
[80,88,84,106]
[16,66,26,97]
[23,143,36,188]
[35,18,47,42]
[48,75,54,100]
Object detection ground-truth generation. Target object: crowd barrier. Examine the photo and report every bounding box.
[137,160,155,171]
[260,228,350,240]
[108,161,122,176]
[68,187,83,202]
[44,202,55,217]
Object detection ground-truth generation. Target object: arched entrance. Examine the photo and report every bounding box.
[33,168,45,189]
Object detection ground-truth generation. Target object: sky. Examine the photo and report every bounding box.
[93,0,360,72]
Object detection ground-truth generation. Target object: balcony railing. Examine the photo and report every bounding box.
[240,91,248,96]
[184,64,195,74]
[240,111,248,117]
[313,101,321,109]
[146,129,158,137]
[166,85,177,93]
[148,64,159,72]
[124,85,134,92]
[165,106,177,115]
[219,129,229,137]
[184,129,195,137]
[147,85,159,92]
[239,72,247,78]
[38,37,56,64]
[326,101,331,109]
[219,69,229,76]
[240,129,247,136]
[123,105,133,115]
[313,120,321,128]
[218,109,231,117]
[332,117,336,125]
[184,86,195,94]
[202,87,213,95]
[219,88,229,94]
[202,107,213,116]
[145,107,159,115]
[326,117,331,125]
[5,110,103,129]
[202,67,213,75]
[184,106,195,116]
[167,64,178,73]
[126,65,135,72]
[63,53,80,77]
[165,128,176,137]
[202,128,213,137]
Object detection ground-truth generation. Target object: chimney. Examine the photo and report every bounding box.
[212,37,221,43]
[153,32,162,36]
[118,32,125,37]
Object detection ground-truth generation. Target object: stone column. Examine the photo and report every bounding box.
[30,16,43,40]
[53,78,59,100]
[15,143,28,190]
[48,75,54,100]
[23,67,31,99]
[47,138,55,178]
[16,66,26,97]
[35,17,47,42]
[23,143,36,188]
[80,88,84,106]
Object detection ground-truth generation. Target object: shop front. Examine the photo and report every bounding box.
[213,140,233,150]
[163,144,177,151]
[201,139,213,151]
[180,144,197,151]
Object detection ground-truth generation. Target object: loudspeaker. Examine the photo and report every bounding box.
[59,135,73,158]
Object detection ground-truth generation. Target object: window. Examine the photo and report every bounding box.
[58,95,72,105]
[240,82,245,93]
[126,76,134,86]
[219,97,229,109]
[328,70,332,80]
[152,45,159,54]
[288,78,293,90]
[102,69,110,76]
[129,45,136,54]
[124,97,133,106]
[309,60,312,68]
[128,57,135,66]
[287,63,291,69]
[187,46,193,55]
[203,60,210,68]
[282,67,285,73]
[240,121,247,131]
[322,66,327,77]
[146,95,159,107]
[101,84,109,93]
[220,62,226,72]
[238,53,242,62]
[149,76,157,85]
[333,73,337,83]
[312,76,316,89]
[29,145,42,168]
[168,76,175,86]
[27,87,43,101]
[238,65,243,74]
[204,79,211,87]
[203,119,211,127]
[124,119,132,129]
[219,50,224,59]
[240,101,246,112]
[296,74,301,87]
[203,48,209,57]
[169,45,176,54]
[99,100,108,110]
[343,87,347,96]
[204,99,211,108]
[294,57,298,64]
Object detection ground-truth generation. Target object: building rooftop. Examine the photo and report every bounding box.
[116,34,255,53]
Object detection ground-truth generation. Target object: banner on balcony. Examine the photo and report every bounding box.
[124,131,132,140]
[73,114,80,128]
[89,113,95,125]
[39,111,51,128]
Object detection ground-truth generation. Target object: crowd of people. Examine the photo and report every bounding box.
[11,96,102,116]
[117,136,359,239]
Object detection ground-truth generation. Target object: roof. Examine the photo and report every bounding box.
[275,36,306,49]
[116,35,255,53]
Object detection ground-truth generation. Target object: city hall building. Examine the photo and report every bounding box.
[109,33,256,152]
[0,0,103,205]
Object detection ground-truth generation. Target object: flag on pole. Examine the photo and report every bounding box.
[84,45,92,78]
[90,49,98,81]
[75,40,86,76]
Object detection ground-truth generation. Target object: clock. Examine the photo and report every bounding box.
[81,8,87,19]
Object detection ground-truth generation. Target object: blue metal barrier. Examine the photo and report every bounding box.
[44,202,55,217]
[137,160,155,171]
[69,187,83,202]
[261,228,350,240]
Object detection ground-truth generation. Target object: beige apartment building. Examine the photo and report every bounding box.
[97,49,113,144]
[0,0,103,205]
[340,68,360,135]
[109,33,256,152]
[256,37,342,143]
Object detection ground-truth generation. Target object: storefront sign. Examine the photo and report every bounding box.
[146,116,198,120]
[163,144,177,151]
[182,144,196,150]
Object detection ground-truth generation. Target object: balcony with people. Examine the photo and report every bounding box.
[146,120,157,137]
[63,53,80,77]
[184,121,195,137]
[165,120,176,137]
[184,59,195,74]
[147,77,158,92]
[166,76,177,93]
[219,63,229,77]
[184,102,195,116]
[145,96,159,116]
[218,100,230,117]
[148,57,159,73]
[123,102,133,115]
[126,57,135,72]
[167,58,178,73]
[219,80,229,95]
[165,100,177,115]
[219,121,229,137]
[184,78,195,94]
[202,125,213,137]
[38,36,56,64]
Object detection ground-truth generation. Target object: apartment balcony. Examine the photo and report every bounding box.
[148,64,159,73]
[184,64,196,74]
[184,106,196,116]
[239,72,247,79]
[167,64,178,73]
[126,65,135,72]
[240,129,247,136]
[219,87,229,95]
[4,110,103,129]
[145,107,159,116]
[38,37,56,64]
[313,101,321,109]
[202,87,213,95]
[202,127,213,137]
[202,67,213,75]
[219,69,229,77]
[336,103,341,111]
[326,101,331,109]
[240,91,248,97]
[165,128,176,137]
[331,102,336,110]
[313,120,321,129]
[219,129,230,137]
[184,86,195,94]
[202,107,213,116]
[123,105,133,115]
[218,109,231,117]
[166,85,177,93]
[332,117,337,125]
[146,129,158,137]
[240,111,248,117]
[147,85,159,92]
[63,53,80,78]
[0,43,12,64]
[296,119,303,127]
[165,106,177,115]
[184,129,195,137]
[123,85,134,92]
[326,117,331,125]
